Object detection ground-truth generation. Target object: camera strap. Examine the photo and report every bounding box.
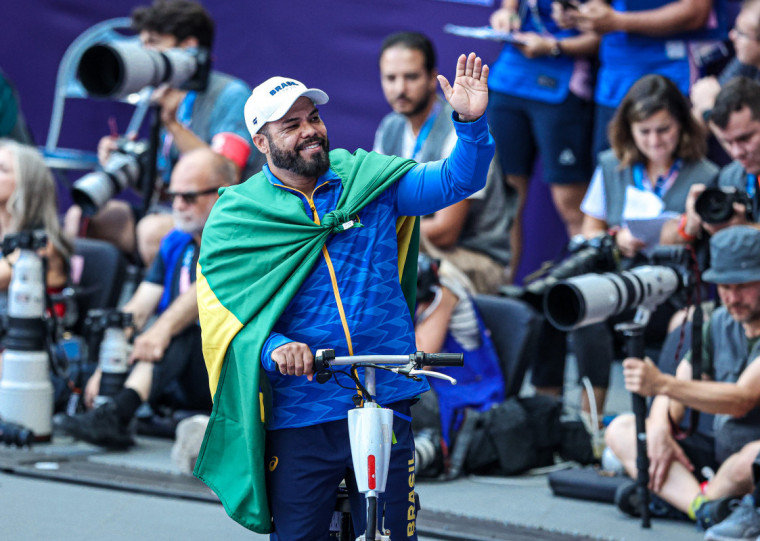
[670,244,705,441]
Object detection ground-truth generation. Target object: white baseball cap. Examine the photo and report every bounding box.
[244,76,329,137]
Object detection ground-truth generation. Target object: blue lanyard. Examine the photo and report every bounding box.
[177,91,196,127]
[159,91,197,182]
[632,160,682,198]
[412,101,441,160]
[747,173,757,199]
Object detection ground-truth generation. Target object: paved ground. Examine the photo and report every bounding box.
[0,360,709,541]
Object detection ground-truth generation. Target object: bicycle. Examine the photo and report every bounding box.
[313,349,463,541]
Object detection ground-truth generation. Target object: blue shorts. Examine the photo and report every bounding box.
[265,400,418,541]
[488,90,593,185]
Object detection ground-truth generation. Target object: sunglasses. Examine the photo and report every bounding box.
[166,186,222,205]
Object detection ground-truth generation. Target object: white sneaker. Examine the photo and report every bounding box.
[171,414,209,474]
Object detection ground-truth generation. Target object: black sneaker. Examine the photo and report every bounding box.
[614,480,689,521]
[58,401,135,449]
[694,496,741,531]
[615,480,642,517]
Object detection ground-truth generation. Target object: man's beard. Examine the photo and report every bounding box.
[173,211,205,236]
[728,302,760,325]
[267,133,331,178]
[403,90,434,118]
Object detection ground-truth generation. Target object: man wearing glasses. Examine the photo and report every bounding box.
[691,0,760,129]
[59,148,236,448]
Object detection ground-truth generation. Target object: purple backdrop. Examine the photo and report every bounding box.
[0,0,567,280]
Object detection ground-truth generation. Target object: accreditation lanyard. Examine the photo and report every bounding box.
[526,0,548,35]
[746,173,758,199]
[159,91,197,182]
[632,159,682,199]
[746,173,759,219]
[411,100,442,161]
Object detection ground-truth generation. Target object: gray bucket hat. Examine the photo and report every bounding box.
[703,226,760,284]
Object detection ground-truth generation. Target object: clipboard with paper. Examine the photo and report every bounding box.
[622,186,679,256]
[443,24,527,45]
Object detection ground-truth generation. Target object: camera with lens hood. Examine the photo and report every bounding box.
[77,41,211,100]
[694,187,753,224]
[71,138,152,216]
[543,245,694,331]
[82,309,133,405]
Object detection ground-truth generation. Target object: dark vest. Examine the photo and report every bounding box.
[708,307,760,462]
[597,149,719,227]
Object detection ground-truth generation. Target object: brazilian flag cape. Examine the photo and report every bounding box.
[194,148,419,533]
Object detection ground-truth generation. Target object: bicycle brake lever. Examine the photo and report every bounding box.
[409,370,457,385]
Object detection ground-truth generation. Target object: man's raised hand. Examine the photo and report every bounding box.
[437,52,489,123]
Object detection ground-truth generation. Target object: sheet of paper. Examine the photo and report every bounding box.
[620,186,679,256]
[625,212,680,256]
[621,185,665,220]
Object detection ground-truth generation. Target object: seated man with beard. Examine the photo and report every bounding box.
[59,148,237,448]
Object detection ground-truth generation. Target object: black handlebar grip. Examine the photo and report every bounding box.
[420,352,464,366]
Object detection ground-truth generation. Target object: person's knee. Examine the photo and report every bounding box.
[550,183,587,227]
[605,413,635,456]
[505,174,529,198]
[726,442,760,486]
[85,200,137,255]
[136,213,173,267]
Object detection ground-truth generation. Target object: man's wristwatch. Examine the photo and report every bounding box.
[548,40,562,58]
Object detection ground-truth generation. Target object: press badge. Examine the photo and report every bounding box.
[665,40,687,60]
[537,75,558,89]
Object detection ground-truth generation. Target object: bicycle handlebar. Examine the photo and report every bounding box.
[314,349,463,370]
[412,351,464,367]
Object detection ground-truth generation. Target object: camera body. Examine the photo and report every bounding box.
[694,187,753,224]
[416,254,441,305]
[71,138,151,216]
[503,234,619,310]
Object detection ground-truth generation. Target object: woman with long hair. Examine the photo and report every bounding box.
[0,139,72,293]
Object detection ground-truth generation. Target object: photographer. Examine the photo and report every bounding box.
[569,74,718,421]
[64,0,261,267]
[59,148,235,448]
[675,76,760,244]
[0,140,72,308]
[412,255,504,470]
[606,226,760,529]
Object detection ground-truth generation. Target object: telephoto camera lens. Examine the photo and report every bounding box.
[0,231,55,441]
[84,309,133,407]
[77,42,200,99]
[414,429,444,478]
[544,265,680,331]
[71,139,149,216]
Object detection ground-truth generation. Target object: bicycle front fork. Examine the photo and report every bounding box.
[348,402,394,541]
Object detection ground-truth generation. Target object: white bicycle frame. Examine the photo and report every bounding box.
[316,351,459,541]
